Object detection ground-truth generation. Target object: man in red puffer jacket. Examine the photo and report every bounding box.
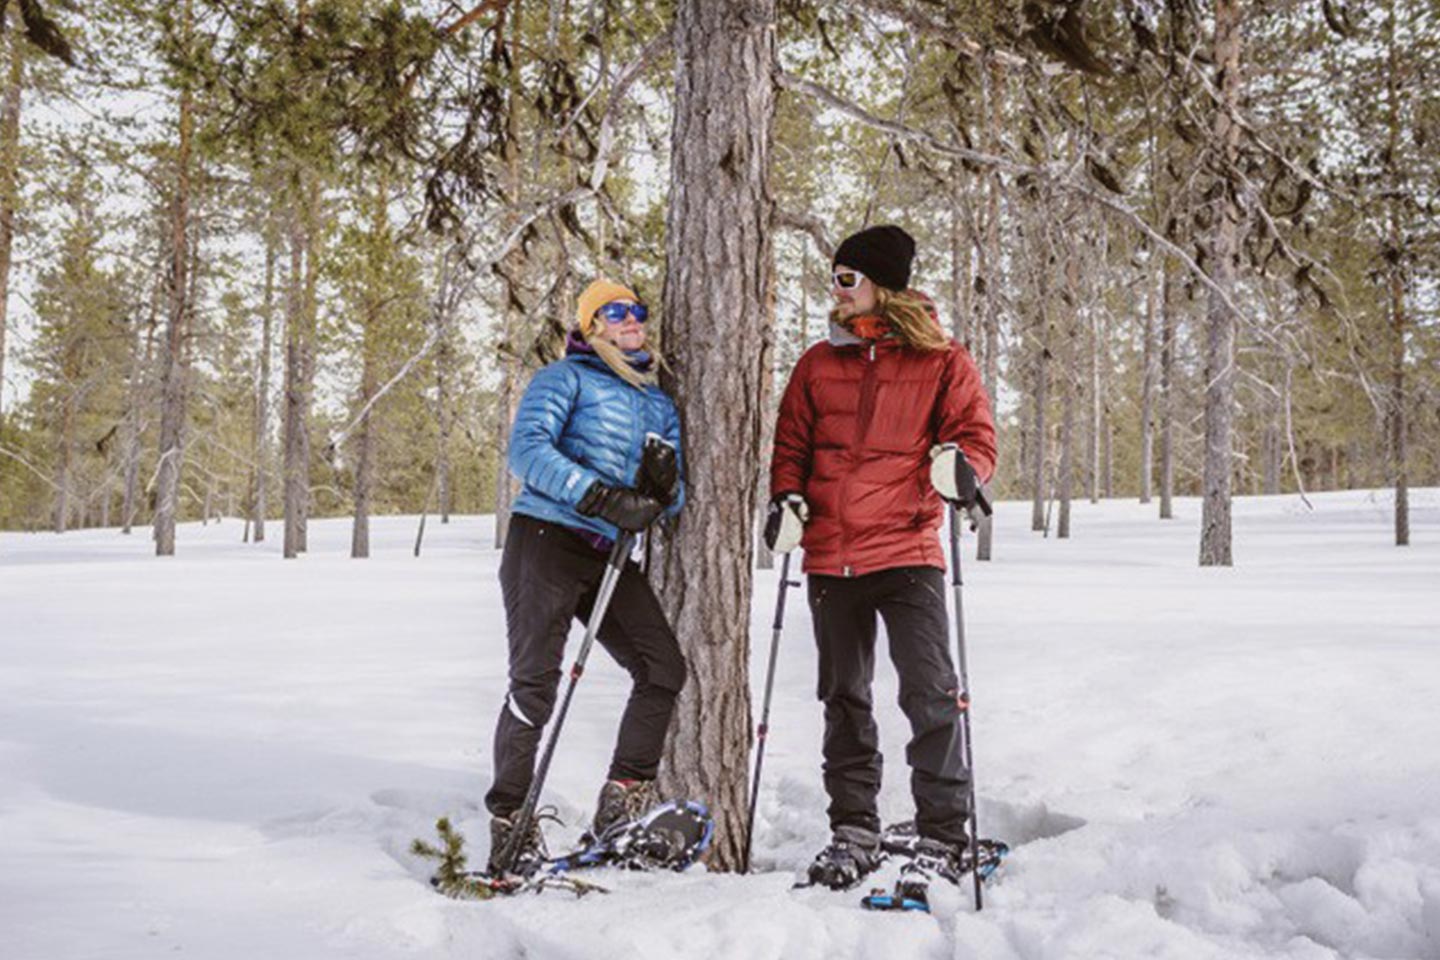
[765,225,996,892]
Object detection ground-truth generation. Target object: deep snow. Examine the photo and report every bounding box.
[1,489,1438,960]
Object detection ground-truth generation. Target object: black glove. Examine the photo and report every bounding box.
[577,482,665,532]
[636,435,679,506]
[929,443,979,509]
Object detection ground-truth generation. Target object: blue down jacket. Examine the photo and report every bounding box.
[509,345,684,542]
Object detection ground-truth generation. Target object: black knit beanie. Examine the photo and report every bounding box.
[832,225,916,292]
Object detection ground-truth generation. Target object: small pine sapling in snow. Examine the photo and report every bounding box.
[411,817,494,900]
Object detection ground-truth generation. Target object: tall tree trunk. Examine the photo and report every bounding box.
[1139,270,1156,503]
[1262,384,1281,495]
[282,201,308,558]
[252,221,276,542]
[975,62,1005,561]
[1029,249,1051,533]
[1058,323,1076,538]
[122,286,159,534]
[52,396,73,533]
[436,336,453,524]
[0,27,19,423]
[654,0,775,872]
[1198,0,1244,566]
[1384,4,1409,547]
[1059,250,1080,538]
[1388,226,1408,546]
[351,374,375,559]
[1088,297,1100,505]
[154,1,195,557]
[950,167,971,347]
[1159,261,1176,519]
[494,320,518,547]
[494,0,526,549]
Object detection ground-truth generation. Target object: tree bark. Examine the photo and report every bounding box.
[122,285,159,534]
[1159,261,1176,519]
[281,190,314,558]
[654,0,775,873]
[1029,246,1051,533]
[975,62,1005,561]
[1384,4,1409,547]
[1139,270,1156,503]
[1058,249,1079,538]
[52,395,73,533]
[0,27,20,423]
[154,0,195,556]
[252,219,276,542]
[1198,0,1244,566]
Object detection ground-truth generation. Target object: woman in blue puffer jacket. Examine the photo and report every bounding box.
[484,278,686,874]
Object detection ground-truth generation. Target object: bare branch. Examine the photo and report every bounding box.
[773,207,836,260]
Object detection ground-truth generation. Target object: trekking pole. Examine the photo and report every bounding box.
[949,487,992,910]
[496,530,637,876]
[743,549,801,873]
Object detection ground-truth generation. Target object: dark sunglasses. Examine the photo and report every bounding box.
[597,301,649,324]
[832,269,866,290]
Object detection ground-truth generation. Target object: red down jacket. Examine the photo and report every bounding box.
[769,329,996,577]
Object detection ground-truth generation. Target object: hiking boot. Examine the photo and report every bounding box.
[896,836,965,900]
[487,811,546,876]
[590,778,659,841]
[804,825,884,890]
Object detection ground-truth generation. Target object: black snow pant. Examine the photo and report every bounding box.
[808,565,970,846]
[484,514,686,818]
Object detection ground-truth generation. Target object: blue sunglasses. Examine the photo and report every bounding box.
[597,301,649,324]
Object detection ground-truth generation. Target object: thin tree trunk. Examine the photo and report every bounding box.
[0,27,20,423]
[654,0,776,873]
[975,62,1005,561]
[494,1,526,549]
[1089,296,1100,505]
[252,220,276,542]
[950,167,971,347]
[1059,251,1080,537]
[1159,261,1176,519]
[351,381,375,559]
[1030,249,1051,533]
[1198,0,1243,567]
[1058,325,1076,539]
[435,264,453,524]
[1384,4,1409,546]
[1139,271,1156,503]
[282,199,308,558]
[52,396,73,533]
[154,1,195,556]
[1263,385,1281,495]
[122,286,159,534]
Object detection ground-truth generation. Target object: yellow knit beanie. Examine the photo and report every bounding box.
[576,278,640,335]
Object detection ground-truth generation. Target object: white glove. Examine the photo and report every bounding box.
[929,442,978,507]
[764,493,809,554]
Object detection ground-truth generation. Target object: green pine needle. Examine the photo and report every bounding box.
[411,817,496,900]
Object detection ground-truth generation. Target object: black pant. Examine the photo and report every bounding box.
[484,514,686,817]
[809,566,970,845]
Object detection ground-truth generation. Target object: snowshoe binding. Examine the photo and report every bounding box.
[794,825,885,891]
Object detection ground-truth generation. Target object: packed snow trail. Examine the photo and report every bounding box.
[2,489,1438,959]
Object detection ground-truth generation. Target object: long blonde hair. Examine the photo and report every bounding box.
[830,287,951,351]
[877,288,949,351]
[580,318,663,389]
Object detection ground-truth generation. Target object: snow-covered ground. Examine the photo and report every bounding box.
[2,489,1438,960]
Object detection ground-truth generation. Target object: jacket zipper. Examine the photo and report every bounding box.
[838,341,880,578]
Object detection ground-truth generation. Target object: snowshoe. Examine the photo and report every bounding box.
[793,825,885,891]
[880,820,1009,883]
[544,798,714,875]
